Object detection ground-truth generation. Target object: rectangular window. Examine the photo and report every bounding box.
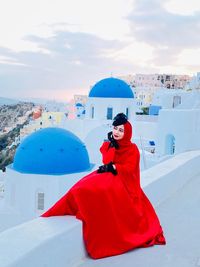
[126,108,129,119]
[107,107,113,120]
[172,96,181,108]
[91,106,94,118]
[37,192,45,210]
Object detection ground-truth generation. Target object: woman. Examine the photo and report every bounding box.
[41,113,166,259]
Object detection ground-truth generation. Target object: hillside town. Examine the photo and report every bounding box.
[0,102,34,170]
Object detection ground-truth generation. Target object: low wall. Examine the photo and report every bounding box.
[141,150,200,207]
[1,150,200,267]
[0,217,84,267]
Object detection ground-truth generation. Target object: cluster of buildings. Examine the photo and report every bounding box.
[0,103,34,135]
[119,73,192,108]
[15,72,200,157]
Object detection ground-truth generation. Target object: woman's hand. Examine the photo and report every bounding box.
[97,162,117,175]
[107,132,119,149]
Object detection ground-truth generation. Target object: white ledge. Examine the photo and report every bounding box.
[141,150,200,207]
[0,216,85,267]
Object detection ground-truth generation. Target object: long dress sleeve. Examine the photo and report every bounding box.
[99,141,115,164]
[114,144,141,200]
[114,144,140,177]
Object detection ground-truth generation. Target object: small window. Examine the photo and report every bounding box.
[107,107,113,120]
[91,106,94,119]
[126,108,129,119]
[172,96,181,108]
[37,192,45,210]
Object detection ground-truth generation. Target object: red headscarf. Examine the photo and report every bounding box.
[115,121,132,148]
[100,121,133,165]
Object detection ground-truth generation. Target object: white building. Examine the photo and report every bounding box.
[156,108,200,156]
[150,87,200,112]
[134,86,160,107]
[154,88,200,156]
[0,127,95,232]
[185,72,200,91]
[151,88,188,109]
[85,77,136,121]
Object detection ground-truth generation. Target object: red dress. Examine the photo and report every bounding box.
[41,122,166,259]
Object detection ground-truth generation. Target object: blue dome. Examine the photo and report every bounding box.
[76,103,83,107]
[13,127,90,175]
[89,77,134,98]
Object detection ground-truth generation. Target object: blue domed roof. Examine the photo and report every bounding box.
[76,103,83,107]
[13,127,90,175]
[89,77,134,98]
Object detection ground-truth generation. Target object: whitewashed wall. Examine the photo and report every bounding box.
[1,165,96,232]
[156,109,200,156]
[85,97,135,121]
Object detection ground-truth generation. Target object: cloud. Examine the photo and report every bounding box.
[128,0,200,65]
[0,30,137,99]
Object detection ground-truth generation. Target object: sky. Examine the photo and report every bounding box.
[0,0,200,101]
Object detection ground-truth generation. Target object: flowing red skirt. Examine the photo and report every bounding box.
[41,170,166,259]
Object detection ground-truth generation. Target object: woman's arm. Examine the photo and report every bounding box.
[114,145,140,177]
[99,141,116,164]
[114,144,141,198]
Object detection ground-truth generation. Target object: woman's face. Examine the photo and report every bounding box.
[112,124,124,140]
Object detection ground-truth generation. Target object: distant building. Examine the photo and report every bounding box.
[74,95,87,119]
[74,95,88,105]
[134,87,159,107]
[119,73,192,108]
[75,103,85,118]
[32,106,42,120]
[134,73,191,89]
[20,111,62,140]
[43,100,68,113]
[151,88,188,109]
[185,72,200,91]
